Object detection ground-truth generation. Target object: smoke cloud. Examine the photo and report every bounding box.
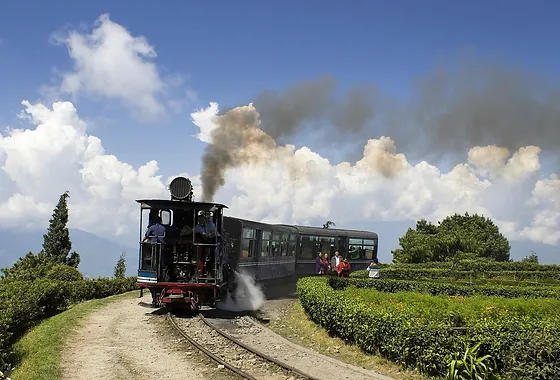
[199,58,560,201]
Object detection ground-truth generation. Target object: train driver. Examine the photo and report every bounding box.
[142,214,166,243]
[195,212,219,238]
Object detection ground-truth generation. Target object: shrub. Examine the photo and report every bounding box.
[297,276,560,378]
[350,267,560,282]
[46,264,84,282]
[328,277,560,299]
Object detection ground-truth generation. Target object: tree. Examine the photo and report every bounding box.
[42,190,80,267]
[114,253,127,279]
[1,251,53,281]
[521,250,539,264]
[323,221,336,229]
[392,213,511,263]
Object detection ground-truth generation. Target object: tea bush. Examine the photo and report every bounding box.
[0,276,136,371]
[351,267,560,281]
[46,264,84,282]
[297,276,560,378]
[328,277,560,299]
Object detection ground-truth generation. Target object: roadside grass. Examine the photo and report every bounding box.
[9,290,139,380]
[267,301,428,380]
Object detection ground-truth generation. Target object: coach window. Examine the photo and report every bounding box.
[320,236,335,256]
[262,231,272,257]
[271,233,282,257]
[363,239,376,260]
[348,238,363,260]
[288,234,297,257]
[300,235,318,259]
[241,228,256,258]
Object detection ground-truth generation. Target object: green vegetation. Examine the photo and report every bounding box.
[298,213,560,379]
[42,190,80,267]
[8,291,137,380]
[392,213,511,263]
[114,252,127,279]
[328,277,560,299]
[297,276,559,379]
[0,190,137,375]
[267,301,427,380]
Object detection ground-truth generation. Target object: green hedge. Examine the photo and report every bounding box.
[389,260,560,273]
[351,268,560,281]
[297,276,560,379]
[328,277,560,299]
[0,276,137,372]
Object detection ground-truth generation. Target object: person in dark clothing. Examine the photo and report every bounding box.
[142,215,172,281]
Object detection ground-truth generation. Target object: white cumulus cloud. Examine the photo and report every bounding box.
[47,13,194,120]
[0,100,175,238]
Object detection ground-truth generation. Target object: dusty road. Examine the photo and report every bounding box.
[61,293,225,380]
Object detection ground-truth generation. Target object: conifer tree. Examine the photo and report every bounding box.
[42,190,80,267]
[114,252,127,279]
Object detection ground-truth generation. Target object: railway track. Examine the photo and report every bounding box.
[168,312,318,380]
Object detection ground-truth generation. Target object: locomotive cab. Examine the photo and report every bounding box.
[135,177,231,308]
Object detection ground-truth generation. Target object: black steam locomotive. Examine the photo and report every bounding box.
[136,176,378,308]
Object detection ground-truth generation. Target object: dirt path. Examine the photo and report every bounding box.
[61,293,220,380]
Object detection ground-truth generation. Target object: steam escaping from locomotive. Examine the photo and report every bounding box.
[217,271,265,312]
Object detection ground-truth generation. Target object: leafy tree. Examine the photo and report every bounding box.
[392,213,510,263]
[0,251,53,281]
[521,250,539,264]
[114,253,127,279]
[323,221,336,229]
[42,191,80,268]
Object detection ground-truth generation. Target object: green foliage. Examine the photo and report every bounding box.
[328,277,560,299]
[114,253,127,279]
[0,276,136,372]
[297,276,560,378]
[521,251,539,264]
[351,267,560,282]
[1,252,53,281]
[42,191,80,267]
[323,220,336,228]
[392,213,511,263]
[359,260,560,273]
[447,342,496,380]
[46,265,83,282]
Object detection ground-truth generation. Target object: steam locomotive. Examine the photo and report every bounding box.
[136,176,378,309]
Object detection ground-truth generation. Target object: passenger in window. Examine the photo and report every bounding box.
[336,258,351,277]
[316,252,323,274]
[367,259,380,278]
[321,253,331,275]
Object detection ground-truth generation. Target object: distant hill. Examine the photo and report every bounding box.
[0,228,138,278]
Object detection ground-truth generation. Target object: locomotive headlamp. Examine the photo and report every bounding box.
[169,176,193,201]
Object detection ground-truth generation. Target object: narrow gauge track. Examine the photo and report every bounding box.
[168,312,318,380]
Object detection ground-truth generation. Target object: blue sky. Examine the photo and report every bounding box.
[1,0,559,178]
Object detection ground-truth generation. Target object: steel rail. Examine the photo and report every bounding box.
[199,314,320,380]
[167,312,258,380]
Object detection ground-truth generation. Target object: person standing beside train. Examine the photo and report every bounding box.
[316,252,323,274]
[331,251,341,274]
